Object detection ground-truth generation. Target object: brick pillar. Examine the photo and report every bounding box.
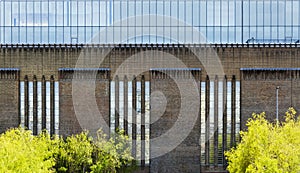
[0,68,20,133]
[33,75,38,135]
[150,68,201,173]
[59,68,110,137]
[241,68,300,130]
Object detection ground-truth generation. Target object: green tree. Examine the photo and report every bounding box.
[225,108,300,173]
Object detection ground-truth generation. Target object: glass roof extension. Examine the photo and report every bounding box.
[0,0,299,44]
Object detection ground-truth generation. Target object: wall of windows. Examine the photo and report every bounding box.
[0,0,299,44]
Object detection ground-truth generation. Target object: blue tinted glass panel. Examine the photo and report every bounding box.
[64,27,71,44]
[20,27,27,43]
[57,2,64,26]
[34,27,41,43]
[286,1,292,25]
[0,0,298,44]
[56,27,64,43]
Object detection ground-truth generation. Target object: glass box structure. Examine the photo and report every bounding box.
[0,0,299,44]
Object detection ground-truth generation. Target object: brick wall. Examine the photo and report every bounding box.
[1,44,300,81]
[59,68,110,137]
[241,69,300,130]
[150,68,201,173]
[0,68,20,133]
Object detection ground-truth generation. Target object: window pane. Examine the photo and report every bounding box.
[49,27,55,43]
[271,1,278,26]
[27,26,33,43]
[249,1,257,26]
[228,1,235,26]
[221,27,228,43]
[178,1,185,23]
[57,27,64,43]
[200,1,207,26]
[278,1,284,25]
[286,0,292,25]
[5,2,12,26]
[171,1,178,21]
[257,1,263,25]
[12,2,18,26]
[34,27,41,43]
[215,1,221,26]
[271,27,278,40]
[228,27,235,43]
[71,1,77,26]
[41,2,49,26]
[78,1,84,26]
[236,1,242,26]
[207,1,213,26]
[57,1,63,26]
[12,27,19,43]
[49,2,55,26]
[292,1,299,25]
[64,27,71,44]
[20,27,27,43]
[264,1,271,26]
[243,1,250,26]
[192,1,200,26]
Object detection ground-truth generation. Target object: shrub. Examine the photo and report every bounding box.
[54,130,134,173]
[0,128,56,172]
[225,108,300,173]
[54,131,93,172]
[91,130,134,173]
[0,128,134,173]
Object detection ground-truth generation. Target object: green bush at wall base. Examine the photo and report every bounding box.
[225,107,300,173]
[0,128,134,173]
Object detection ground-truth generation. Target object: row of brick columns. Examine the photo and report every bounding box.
[1,68,300,173]
[23,75,55,135]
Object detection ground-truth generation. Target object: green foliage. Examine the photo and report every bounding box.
[54,131,93,172]
[90,130,134,173]
[0,128,134,173]
[0,128,56,173]
[225,108,300,173]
